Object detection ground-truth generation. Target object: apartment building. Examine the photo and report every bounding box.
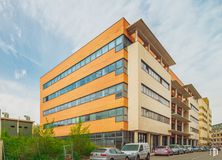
[169,71,191,145]
[198,98,212,145]
[40,18,175,149]
[184,84,201,146]
[212,123,222,147]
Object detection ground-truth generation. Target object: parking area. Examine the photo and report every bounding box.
[152,151,222,160]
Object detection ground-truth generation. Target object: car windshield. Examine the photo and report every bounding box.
[169,145,177,148]
[122,145,139,151]
[93,149,106,153]
[156,146,166,149]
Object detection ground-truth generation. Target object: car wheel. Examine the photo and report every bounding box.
[125,157,130,160]
[135,155,140,160]
[145,154,150,160]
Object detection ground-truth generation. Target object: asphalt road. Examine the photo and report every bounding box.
[152,151,222,160]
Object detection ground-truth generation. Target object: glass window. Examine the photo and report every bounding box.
[116,36,123,46]
[80,60,85,67]
[85,56,91,64]
[101,45,108,54]
[96,70,102,78]
[115,68,123,75]
[116,60,123,69]
[76,63,80,70]
[95,50,102,58]
[108,41,115,50]
[115,116,123,122]
[91,53,96,61]
[115,44,124,52]
[108,109,116,117]
[108,64,115,72]
[116,108,123,116]
[90,114,96,121]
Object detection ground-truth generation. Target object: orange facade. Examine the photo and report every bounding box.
[40,18,130,137]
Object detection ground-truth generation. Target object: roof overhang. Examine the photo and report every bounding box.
[127,19,176,66]
[172,113,190,123]
[169,130,191,136]
[184,84,201,99]
[172,80,190,98]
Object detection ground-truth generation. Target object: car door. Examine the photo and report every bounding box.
[115,148,125,160]
[139,144,146,159]
[109,148,117,159]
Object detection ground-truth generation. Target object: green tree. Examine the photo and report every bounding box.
[69,122,95,159]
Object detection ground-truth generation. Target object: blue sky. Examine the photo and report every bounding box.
[0,0,221,124]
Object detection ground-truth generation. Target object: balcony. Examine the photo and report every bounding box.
[171,113,190,123]
[171,97,190,110]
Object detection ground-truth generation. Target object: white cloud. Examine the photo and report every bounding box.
[14,69,27,80]
[1,0,222,124]
[0,78,39,123]
[0,38,18,57]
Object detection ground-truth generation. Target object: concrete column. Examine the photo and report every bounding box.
[159,135,163,146]
[182,136,184,145]
[181,122,184,132]
[135,30,138,42]
[167,136,170,145]
[134,131,138,143]
[147,133,151,144]
[175,135,178,144]
[175,119,178,131]
[150,134,153,152]
[186,139,189,145]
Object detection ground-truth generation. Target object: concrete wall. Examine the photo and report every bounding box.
[128,42,171,135]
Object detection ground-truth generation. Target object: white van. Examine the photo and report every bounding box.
[121,143,150,160]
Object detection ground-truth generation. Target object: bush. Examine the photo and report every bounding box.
[2,122,96,159]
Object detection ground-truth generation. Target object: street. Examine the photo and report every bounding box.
[152,151,222,160]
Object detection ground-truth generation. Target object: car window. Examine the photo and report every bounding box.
[115,149,122,154]
[139,145,143,152]
[109,149,117,154]
[122,145,139,151]
[93,149,106,153]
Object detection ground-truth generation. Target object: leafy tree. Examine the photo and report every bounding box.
[69,122,95,159]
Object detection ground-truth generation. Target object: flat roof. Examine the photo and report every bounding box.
[172,80,190,97]
[127,19,176,66]
[184,84,202,99]
[1,117,34,123]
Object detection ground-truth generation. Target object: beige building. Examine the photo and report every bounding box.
[169,71,191,145]
[198,98,212,145]
[212,123,222,147]
[128,20,175,150]
[184,84,201,146]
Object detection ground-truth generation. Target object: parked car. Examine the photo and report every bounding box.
[121,143,150,160]
[169,144,184,154]
[179,145,188,153]
[90,148,131,160]
[169,144,180,155]
[154,146,173,156]
[184,145,193,153]
[192,146,201,152]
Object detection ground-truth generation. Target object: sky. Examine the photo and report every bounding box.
[0,0,222,124]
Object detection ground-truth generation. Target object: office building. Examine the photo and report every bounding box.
[198,98,212,145]
[40,18,175,149]
[212,123,222,147]
[40,18,212,148]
